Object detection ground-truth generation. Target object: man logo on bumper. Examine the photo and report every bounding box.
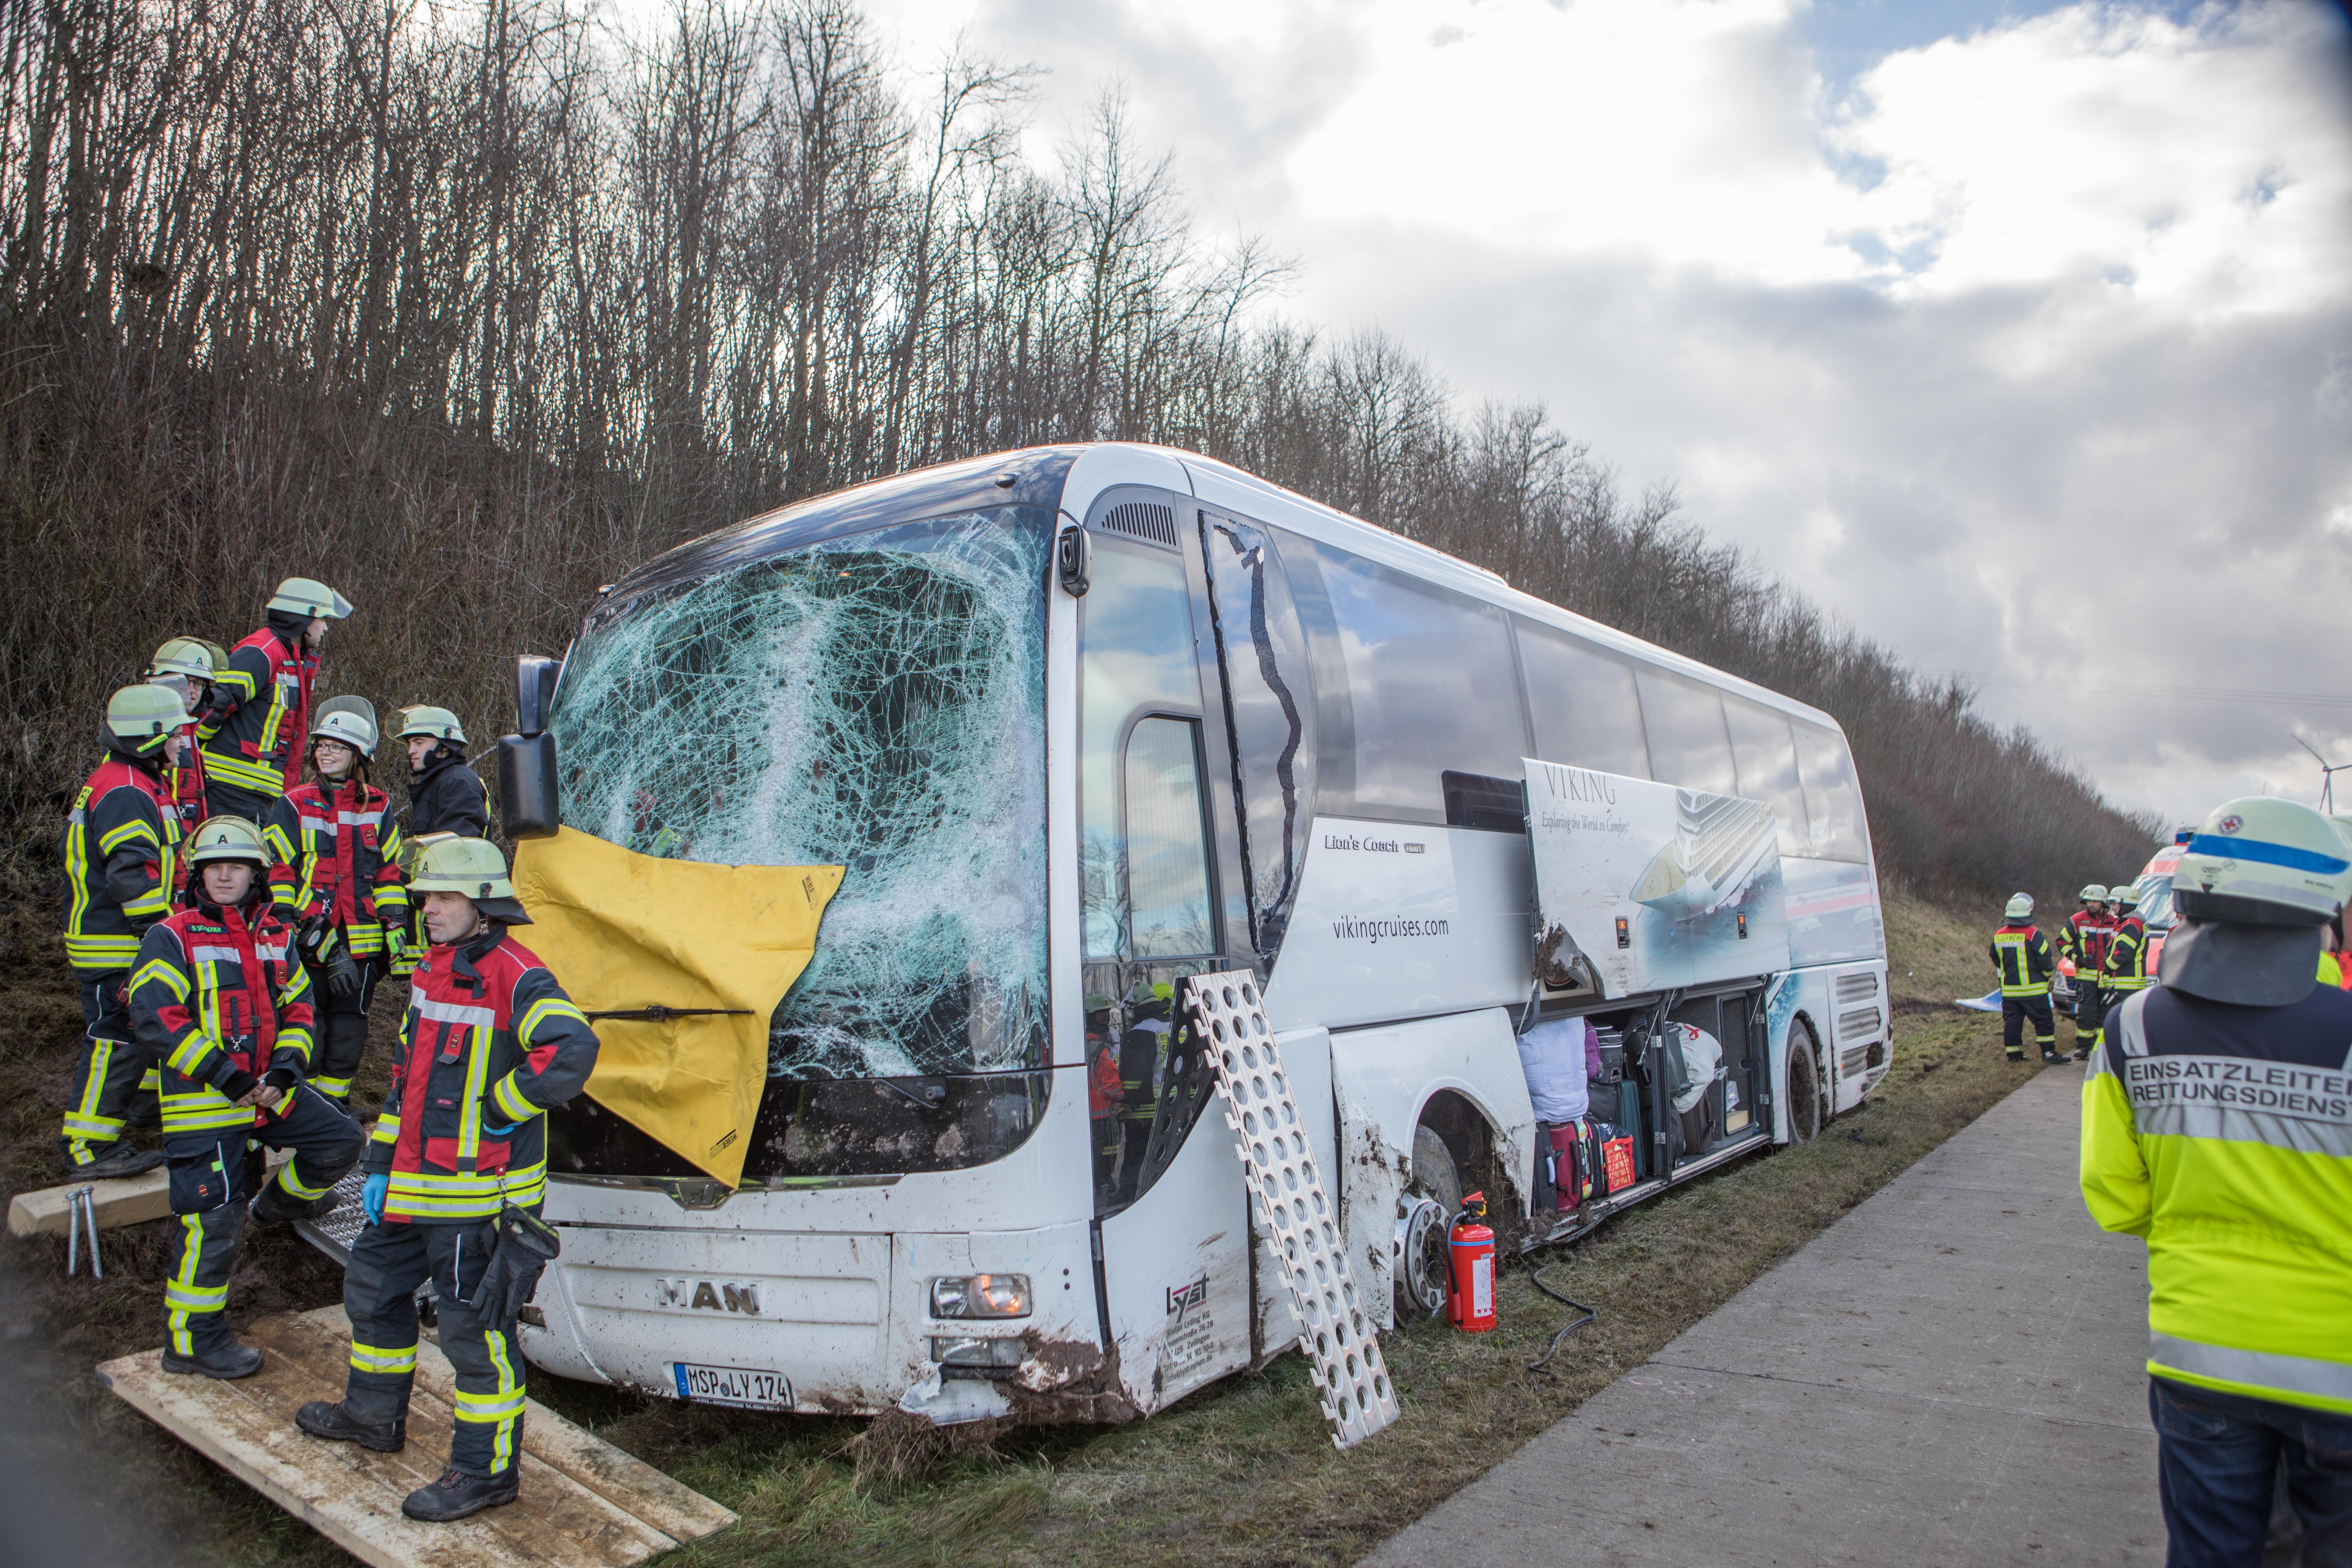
[657,1278,762,1314]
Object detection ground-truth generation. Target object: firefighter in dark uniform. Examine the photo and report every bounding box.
[1990,892,2063,1064]
[397,706,490,839]
[58,685,191,1176]
[1119,980,1175,1182]
[127,816,365,1378]
[296,836,599,1523]
[2082,798,2352,1561]
[199,576,351,821]
[2059,883,2113,1060]
[2104,879,2151,1024]
[147,637,219,835]
[263,698,408,1108]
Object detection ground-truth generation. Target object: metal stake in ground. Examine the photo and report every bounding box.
[1181,970,1402,1450]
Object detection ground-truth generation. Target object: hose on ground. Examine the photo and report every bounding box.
[1523,1251,1598,1377]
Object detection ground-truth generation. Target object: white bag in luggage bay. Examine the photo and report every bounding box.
[1666,1023,1723,1113]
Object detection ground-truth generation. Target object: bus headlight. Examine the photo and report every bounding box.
[930,1273,1032,1319]
[931,1335,1026,1370]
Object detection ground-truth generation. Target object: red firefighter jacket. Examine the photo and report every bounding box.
[199,624,316,801]
[365,927,598,1222]
[2060,908,2115,979]
[60,747,181,974]
[127,891,315,1134]
[265,778,408,960]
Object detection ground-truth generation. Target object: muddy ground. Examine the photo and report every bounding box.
[0,888,2064,1567]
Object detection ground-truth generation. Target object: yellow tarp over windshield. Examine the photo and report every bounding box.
[511,826,844,1187]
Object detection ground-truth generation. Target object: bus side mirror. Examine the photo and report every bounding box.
[498,731,560,840]
[1055,524,1090,597]
[516,654,562,736]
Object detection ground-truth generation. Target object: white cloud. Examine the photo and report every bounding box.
[855,0,2352,825]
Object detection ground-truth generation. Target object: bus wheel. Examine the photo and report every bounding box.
[1784,1023,1822,1144]
[1394,1124,1463,1320]
[1411,1124,1463,1214]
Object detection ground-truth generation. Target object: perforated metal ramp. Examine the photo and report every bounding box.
[292,1163,373,1264]
[97,1306,736,1567]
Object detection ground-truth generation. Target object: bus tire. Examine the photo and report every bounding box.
[1784,1022,1822,1145]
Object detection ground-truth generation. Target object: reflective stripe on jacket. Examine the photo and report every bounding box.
[2063,910,2115,975]
[2106,914,2152,992]
[127,895,315,1133]
[59,754,180,974]
[1989,922,2054,997]
[198,626,315,800]
[365,929,598,1222]
[264,780,408,957]
[2081,982,2352,1414]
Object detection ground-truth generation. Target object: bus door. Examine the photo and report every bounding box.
[1084,488,1255,1410]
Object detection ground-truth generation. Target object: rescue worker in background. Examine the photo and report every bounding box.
[1085,994,1121,1193]
[2081,798,2352,1562]
[2104,880,2151,1021]
[2060,884,2114,1062]
[1990,892,2064,1064]
[147,637,219,835]
[263,698,408,1108]
[397,706,490,840]
[58,685,190,1176]
[199,577,352,821]
[295,837,598,1524]
[1119,980,1175,1184]
[127,817,364,1379]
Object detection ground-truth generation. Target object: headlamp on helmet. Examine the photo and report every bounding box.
[2171,797,2352,928]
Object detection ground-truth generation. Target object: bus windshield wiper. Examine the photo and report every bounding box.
[582,1005,753,1022]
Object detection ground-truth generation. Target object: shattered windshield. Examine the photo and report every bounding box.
[549,510,1051,1085]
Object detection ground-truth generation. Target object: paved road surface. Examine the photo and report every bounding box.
[1367,1066,2166,1567]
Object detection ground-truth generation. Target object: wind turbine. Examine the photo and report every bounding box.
[2292,734,2350,814]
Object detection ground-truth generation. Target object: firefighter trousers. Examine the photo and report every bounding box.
[61,973,159,1165]
[342,1216,530,1479]
[2075,982,2107,1044]
[2001,993,2055,1058]
[301,955,382,1106]
[200,779,274,826]
[163,1087,363,1355]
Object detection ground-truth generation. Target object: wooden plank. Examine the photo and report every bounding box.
[10,1147,295,1239]
[300,1308,736,1545]
[9,1167,168,1238]
[97,1311,735,1568]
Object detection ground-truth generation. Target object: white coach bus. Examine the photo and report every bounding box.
[511,444,1890,1424]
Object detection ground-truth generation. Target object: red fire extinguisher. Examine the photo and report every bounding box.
[1448,1191,1498,1332]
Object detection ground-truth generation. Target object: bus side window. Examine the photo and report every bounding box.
[1724,697,1812,856]
[1199,513,1317,957]
[1124,718,1214,959]
[1634,667,1738,796]
[1791,720,1871,863]
[1307,540,1526,820]
[1514,617,1652,779]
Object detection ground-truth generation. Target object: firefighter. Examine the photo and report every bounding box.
[263,698,408,1108]
[1990,892,2063,1064]
[2104,879,2151,1020]
[295,836,598,1523]
[147,637,219,835]
[2060,883,2114,1060]
[2081,798,2352,1562]
[199,577,352,821]
[58,685,191,1176]
[397,706,490,839]
[127,817,365,1378]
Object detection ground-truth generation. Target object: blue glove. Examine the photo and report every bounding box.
[482,1121,517,1138]
[362,1172,388,1226]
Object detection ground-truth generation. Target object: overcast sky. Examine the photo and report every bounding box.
[843,0,2352,830]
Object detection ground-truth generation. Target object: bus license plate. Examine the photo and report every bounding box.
[673,1362,793,1411]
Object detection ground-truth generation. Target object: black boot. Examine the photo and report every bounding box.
[248,1181,339,1224]
[161,1340,264,1379]
[401,1467,519,1522]
[69,1143,166,1181]
[295,1400,405,1453]
[2041,1050,2068,1064]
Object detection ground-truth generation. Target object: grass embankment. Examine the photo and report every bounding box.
[0,891,2074,1566]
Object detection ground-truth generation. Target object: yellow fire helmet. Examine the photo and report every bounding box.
[2078,884,2108,903]
[105,683,187,752]
[2173,797,2352,928]
[267,576,354,621]
[147,637,215,680]
[310,694,379,756]
[396,704,467,746]
[187,815,268,867]
[407,834,531,924]
[2003,892,2032,920]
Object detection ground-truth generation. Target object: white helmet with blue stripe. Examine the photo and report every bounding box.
[2172,797,2352,928]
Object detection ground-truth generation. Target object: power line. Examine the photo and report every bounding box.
[1947,671,2352,711]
